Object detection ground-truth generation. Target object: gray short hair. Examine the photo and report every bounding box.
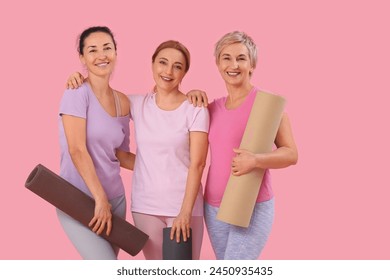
[214,31,258,69]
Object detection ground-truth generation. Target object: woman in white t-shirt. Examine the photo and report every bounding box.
[127,41,209,260]
[66,40,209,260]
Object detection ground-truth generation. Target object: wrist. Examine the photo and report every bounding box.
[179,208,192,216]
[94,192,108,203]
[255,154,265,169]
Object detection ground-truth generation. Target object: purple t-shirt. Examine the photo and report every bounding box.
[59,83,130,200]
[205,87,273,207]
[129,93,209,216]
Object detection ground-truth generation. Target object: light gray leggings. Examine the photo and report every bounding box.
[204,198,274,260]
[56,195,126,260]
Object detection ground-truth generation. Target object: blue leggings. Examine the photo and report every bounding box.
[204,198,274,260]
[56,195,126,259]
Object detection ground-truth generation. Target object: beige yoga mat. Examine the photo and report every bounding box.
[216,91,285,227]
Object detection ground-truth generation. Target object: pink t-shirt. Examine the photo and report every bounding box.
[129,93,209,217]
[204,87,273,207]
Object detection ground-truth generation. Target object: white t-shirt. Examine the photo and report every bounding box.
[129,93,209,217]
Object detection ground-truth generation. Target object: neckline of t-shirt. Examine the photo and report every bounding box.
[223,86,257,112]
[149,92,188,112]
[85,82,129,119]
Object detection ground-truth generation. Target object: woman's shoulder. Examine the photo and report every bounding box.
[181,99,209,113]
[114,89,127,98]
[208,96,225,112]
[61,83,90,103]
[64,82,89,94]
[114,90,130,104]
[113,89,131,116]
[181,101,209,127]
[60,83,90,115]
[127,93,149,103]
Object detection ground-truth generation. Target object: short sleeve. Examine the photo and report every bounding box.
[128,94,145,120]
[59,85,89,119]
[190,107,210,133]
[117,118,130,152]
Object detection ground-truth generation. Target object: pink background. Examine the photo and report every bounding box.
[1,0,389,260]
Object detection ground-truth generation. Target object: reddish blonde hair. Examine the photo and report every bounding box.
[152,40,191,73]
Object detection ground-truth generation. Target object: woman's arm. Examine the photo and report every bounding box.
[62,115,113,235]
[231,113,298,176]
[66,72,85,89]
[115,150,136,170]
[170,131,208,242]
[66,73,209,109]
[186,90,209,107]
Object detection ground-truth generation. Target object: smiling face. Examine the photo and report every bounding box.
[152,47,187,94]
[217,43,254,88]
[79,31,117,78]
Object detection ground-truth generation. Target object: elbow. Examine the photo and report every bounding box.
[190,161,207,173]
[289,149,298,166]
[68,145,86,161]
[280,147,298,167]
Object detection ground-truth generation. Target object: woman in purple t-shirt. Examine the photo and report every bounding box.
[58,26,133,259]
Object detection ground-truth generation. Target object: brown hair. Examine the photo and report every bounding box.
[152,40,191,73]
[78,26,117,55]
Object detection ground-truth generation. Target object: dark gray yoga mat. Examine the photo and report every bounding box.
[162,227,192,260]
[25,164,148,256]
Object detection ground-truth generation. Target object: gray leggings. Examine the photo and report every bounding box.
[56,195,126,260]
[204,198,274,260]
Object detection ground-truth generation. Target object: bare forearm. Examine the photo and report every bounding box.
[180,131,208,214]
[124,152,136,170]
[116,150,136,170]
[121,153,135,170]
[255,147,298,169]
[180,164,205,214]
[69,148,107,201]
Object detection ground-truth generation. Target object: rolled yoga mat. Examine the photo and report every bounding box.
[25,164,149,256]
[216,91,286,227]
[162,227,192,260]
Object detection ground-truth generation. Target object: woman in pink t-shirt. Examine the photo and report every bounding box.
[191,31,298,260]
[127,41,209,260]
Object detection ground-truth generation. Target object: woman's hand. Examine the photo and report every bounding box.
[231,148,257,176]
[66,72,85,89]
[88,197,113,236]
[231,114,299,176]
[170,211,191,243]
[186,89,208,107]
